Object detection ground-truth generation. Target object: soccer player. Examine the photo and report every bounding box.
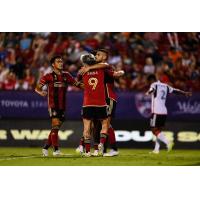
[35,55,82,156]
[145,74,192,154]
[79,53,110,157]
[79,49,123,156]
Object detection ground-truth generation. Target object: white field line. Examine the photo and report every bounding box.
[0,154,74,161]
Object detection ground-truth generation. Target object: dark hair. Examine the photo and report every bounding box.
[147,74,157,82]
[50,55,62,65]
[92,48,109,59]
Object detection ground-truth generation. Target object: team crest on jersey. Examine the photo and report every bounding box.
[135,93,151,118]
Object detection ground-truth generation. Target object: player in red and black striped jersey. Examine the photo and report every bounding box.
[78,53,112,156]
[78,50,124,156]
[35,55,82,156]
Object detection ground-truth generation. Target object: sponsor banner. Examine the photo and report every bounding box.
[0,120,199,149]
[0,91,200,120]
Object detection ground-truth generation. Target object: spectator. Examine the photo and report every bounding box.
[20,33,32,51]
[0,32,199,92]
[2,71,16,90]
[143,57,155,75]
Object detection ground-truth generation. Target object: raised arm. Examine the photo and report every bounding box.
[173,88,192,97]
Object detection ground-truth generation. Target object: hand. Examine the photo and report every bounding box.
[78,67,90,75]
[79,83,84,89]
[145,91,149,96]
[185,91,192,97]
[114,70,125,77]
[40,91,47,97]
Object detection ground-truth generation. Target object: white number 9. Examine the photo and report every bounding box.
[88,78,98,90]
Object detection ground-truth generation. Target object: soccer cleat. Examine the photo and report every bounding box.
[98,143,104,156]
[75,145,84,155]
[167,142,174,152]
[103,149,119,157]
[42,149,48,157]
[83,152,91,157]
[53,150,62,156]
[149,150,159,154]
[92,150,99,157]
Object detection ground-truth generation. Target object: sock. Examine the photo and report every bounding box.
[108,127,118,151]
[43,130,53,149]
[80,136,85,146]
[157,132,169,146]
[100,133,108,144]
[103,138,108,153]
[154,139,160,152]
[94,143,99,151]
[51,129,59,151]
[84,139,91,153]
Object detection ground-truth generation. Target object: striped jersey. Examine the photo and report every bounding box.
[149,80,174,114]
[39,71,78,109]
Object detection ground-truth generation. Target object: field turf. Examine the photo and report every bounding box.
[0,148,199,166]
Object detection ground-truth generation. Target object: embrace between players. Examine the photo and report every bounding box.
[35,49,124,157]
[35,49,192,157]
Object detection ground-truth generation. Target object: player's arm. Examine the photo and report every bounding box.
[35,75,48,97]
[105,69,125,79]
[145,88,154,96]
[145,83,155,95]
[35,83,47,97]
[173,88,192,97]
[113,70,125,78]
[167,85,192,97]
[67,72,84,89]
[78,63,109,75]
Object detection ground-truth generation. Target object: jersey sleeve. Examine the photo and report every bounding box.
[39,74,50,86]
[167,85,174,93]
[105,69,114,77]
[76,74,82,82]
[149,83,156,93]
[65,72,79,86]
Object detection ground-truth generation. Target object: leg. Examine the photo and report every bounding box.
[42,117,62,156]
[152,127,169,152]
[98,118,109,155]
[51,118,62,153]
[151,127,161,153]
[92,120,101,151]
[83,118,92,153]
[107,116,118,152]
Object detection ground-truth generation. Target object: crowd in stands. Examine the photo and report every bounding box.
[0,32,200,92]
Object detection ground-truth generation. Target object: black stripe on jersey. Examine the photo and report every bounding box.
[167,86,169,95]
[62,73,66,108]
[154,85,157,98]
[53,72,59,109]
[104,72,109,99]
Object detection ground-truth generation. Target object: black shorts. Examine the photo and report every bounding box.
[82,106,108,120]
[106,98,117,117]
[150,114,167,128]
[49,108,65,121]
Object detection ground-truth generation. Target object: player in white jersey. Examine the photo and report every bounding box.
[145,74,192,154]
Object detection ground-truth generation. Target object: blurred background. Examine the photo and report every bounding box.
[0,32,200,149]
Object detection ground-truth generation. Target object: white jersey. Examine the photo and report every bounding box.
[149,81,174,115]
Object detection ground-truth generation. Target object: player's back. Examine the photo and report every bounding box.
[151,81,173,115]
[82,69,107,107]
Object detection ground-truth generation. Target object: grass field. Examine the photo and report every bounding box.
[0,147,200,166]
